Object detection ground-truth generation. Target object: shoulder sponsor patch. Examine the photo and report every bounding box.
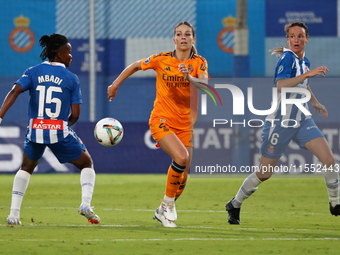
[144,56,151,64]
[278,65,284,74]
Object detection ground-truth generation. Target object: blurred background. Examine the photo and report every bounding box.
[0,0,339,174]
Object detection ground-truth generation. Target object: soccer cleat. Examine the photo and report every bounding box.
[78,204,100,224]
[226,198,241,225]
[7,215,22,225]
[330,203,340,216]
[162,200,177,221]
[153,208,177,228]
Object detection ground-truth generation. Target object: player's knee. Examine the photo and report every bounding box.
[173,150,189,166]
[83,158,93,169]
[256,170,273,182]
[258,176,271,182]
[322,154,336,168]
[19,167,34,175]
[71,152,93,170]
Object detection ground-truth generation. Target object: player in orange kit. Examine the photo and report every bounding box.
[108,21,208,227]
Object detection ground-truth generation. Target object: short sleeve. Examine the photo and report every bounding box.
[15,68,33,91]
[275,53,294,81]
[141,54,158,71]
[196,57,208,77]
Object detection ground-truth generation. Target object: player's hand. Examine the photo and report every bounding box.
[178,63,189,80]
[107,83,118,102]
[307,66,329,77]
[312,102,328,118]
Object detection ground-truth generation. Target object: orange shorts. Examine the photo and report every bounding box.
[149,120,193,147]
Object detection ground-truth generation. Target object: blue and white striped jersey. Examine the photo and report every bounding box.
[266,48,311,128]
[15,61,82,144]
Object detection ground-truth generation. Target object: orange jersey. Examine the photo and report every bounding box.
[141,51,208,130]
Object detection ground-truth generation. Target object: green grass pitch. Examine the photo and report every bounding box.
[0,174,339,255]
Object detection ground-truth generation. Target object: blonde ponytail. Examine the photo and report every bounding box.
[270,46,285,58]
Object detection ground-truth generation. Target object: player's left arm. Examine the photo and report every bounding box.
[188,73,209,89]
[178,62,208,89]
[68,104,80,126]
[0,84,23,124]
[307,85,328,118]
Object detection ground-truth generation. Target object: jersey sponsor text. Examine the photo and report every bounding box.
[32,119,63,130]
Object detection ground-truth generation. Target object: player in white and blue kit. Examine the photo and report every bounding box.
[225,21,340,224]
[261,48,323,157]
[0,34,100,225]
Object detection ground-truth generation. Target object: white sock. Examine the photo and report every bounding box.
[233,172,262,208]
[80,168,96,206]
[10,170,31,218]
[163,195,175,202]
[157,204,164,214]
[323,166,339,207]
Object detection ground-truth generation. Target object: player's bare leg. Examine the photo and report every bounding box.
[305,137,340,216]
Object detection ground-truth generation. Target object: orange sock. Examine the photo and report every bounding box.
[175,180,187,201]
[165,161,185,198]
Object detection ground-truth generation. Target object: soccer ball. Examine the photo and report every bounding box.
[94,118,124,147]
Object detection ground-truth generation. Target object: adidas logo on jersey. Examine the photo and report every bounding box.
[164,66,171,71]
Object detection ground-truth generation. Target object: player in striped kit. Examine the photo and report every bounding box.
[0,34,100,225]
[226,21,340,224]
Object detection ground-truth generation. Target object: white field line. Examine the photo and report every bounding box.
[0,237,338,242]
[30,206,321,215]
[0,223,320,232]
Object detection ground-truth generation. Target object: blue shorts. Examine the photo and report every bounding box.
[260,118,324,159]
[23,131,86,163]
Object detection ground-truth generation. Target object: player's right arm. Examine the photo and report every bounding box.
[277,66,328,92]
[68,104,80,126]
[0,84,23,124]
[107,60,142,101]
[276,54,329,92]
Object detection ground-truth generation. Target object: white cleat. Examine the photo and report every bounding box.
[78,204,100,224]
[162,200,177,221]
[153,208,177,228]
[7,215,22,225]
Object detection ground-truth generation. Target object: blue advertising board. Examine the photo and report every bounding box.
[0,122,170,174]
[1,121,339,175]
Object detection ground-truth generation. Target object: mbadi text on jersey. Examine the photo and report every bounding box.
[38,75,63,85]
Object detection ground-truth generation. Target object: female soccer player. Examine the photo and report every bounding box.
[226,21,340,225]
[108,21,208,227]
[0,34,100,225]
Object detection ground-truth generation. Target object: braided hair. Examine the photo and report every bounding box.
[39,34,69,61]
